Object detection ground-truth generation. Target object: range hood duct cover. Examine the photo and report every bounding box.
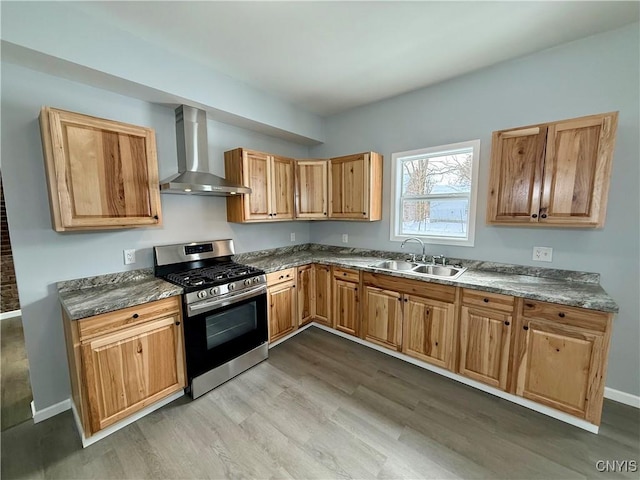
[160,105,251,196]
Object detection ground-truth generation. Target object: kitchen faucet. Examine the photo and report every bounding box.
[401,237,426,262]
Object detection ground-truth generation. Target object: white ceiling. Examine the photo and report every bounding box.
[72,1,639,117]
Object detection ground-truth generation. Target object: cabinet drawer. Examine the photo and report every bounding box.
[77,296,181,341]
[332,266,360,282]
[266,268,296,286]
[521,299,610,332]
[462,289,514,313]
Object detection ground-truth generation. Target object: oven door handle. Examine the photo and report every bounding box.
[187,285,267,316]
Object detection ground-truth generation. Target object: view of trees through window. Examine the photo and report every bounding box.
[400,150,473,237]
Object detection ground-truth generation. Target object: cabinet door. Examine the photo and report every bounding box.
[243,150,271,220]
[403,295,456,370]
[296,160,328,219]
[516,319,605,422]
[363,286,402,350]
[459,306,512,390]
[271,155,295,220]
[268,281,297,342]
[333,279,359,336]
[40,107,162,231]
[487,126,547,224]
[540,113,618,227]
[297,265,315,327]
[329,154,369,219]
[314,265,332,327]
[81,315,186,434]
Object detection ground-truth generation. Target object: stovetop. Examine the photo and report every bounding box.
[161,261,264,292]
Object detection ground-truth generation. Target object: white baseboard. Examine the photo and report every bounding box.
[604,387,640,408]
[71,390,184,448]
[310,323,600,434]
[31,398,71,423]
[1,309,22,321]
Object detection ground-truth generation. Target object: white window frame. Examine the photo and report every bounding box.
[390,139,480,247]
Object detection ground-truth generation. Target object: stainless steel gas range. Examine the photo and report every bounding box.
[154,239,268,399]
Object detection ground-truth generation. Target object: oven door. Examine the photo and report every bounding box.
[183,289,268,380]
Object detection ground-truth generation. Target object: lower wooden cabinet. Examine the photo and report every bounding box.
[297,265,314,327]
[402,295,456,370]
[459,305,513,390]
[363,286,402,350]
[314,265,332,327]
[62,296,186,437]
[332,269,360,336]
[514,299,612,424]
[267,273,297,342]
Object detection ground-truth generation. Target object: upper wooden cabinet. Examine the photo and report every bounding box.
[39,107,162,232]
[295,160,328,219]
[225,148,295,222]
[487,112,618,228]
[329,152,383,221]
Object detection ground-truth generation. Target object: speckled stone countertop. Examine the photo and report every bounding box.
[236,244,618,313]
[57,244,618,320]
[58,269,182,320]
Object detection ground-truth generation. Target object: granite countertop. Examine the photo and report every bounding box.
[57,244,618,320]
[58,269,183,320]
[236,245,618,313]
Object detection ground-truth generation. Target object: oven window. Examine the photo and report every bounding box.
[205,302,258,350]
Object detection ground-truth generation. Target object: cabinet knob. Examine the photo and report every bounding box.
[541,214,547,219]
[362,212,366,215]
[483,298,489,303]
[279,275,284,279]
[404,298,408,302]
[398,297,402,301]
[132,313,139,319]
[324,212,327,215]
[175,321,181,326]
[531,214,538,219]
[343,273,347,276]
[558,312,565,318]
[153,215,159,220]
[504,321,510,326]
[274,213,277,216]
[523,325,529,330]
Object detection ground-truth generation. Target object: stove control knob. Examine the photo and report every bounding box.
[209,287,219,296]
[197,290,207,299]
[228,283,236,291]
[253,277,261,284]
[244,279,253,287]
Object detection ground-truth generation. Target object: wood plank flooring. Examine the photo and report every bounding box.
[2,327,638,479]
[1,316,33,431]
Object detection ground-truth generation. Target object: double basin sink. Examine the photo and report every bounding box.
[369,260,467,280]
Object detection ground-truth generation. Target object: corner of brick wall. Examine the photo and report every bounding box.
[1,175,21,312]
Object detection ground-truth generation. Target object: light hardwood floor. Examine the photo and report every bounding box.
[1,316,33,431]
[2,327,638,479]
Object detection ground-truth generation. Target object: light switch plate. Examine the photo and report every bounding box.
[532,246,553,262]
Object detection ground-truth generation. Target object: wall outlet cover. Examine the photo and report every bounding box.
[342,234,348,243]
[290,232,296,242]
[124,249,136,265]
[532,246,553,262]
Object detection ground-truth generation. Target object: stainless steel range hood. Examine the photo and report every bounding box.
[160,105,251,196]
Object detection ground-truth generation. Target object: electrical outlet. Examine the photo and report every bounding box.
[532,246,553,262]
[290,232,296,242]
[342,234,348,243]
[123,249,136,265]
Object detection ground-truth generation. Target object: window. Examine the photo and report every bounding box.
[390,140,480,246]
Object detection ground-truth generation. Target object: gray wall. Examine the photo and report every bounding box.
[0,62,311,410]
[310,24,640,396]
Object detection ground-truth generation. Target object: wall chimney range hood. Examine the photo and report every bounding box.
[160,105,251,196]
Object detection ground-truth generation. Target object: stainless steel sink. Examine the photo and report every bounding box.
[411,264,465,278]
[370,259,467,279]
[369,260,417,271]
